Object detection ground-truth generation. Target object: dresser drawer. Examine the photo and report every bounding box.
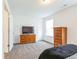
[54,27,62,31]
[28,35,35,39]
[54,31,62,34]
[54,34,62,37]
[54,40,61,43]
[20,34,36,44]
[54,44,62,48]
[54,37,62,40]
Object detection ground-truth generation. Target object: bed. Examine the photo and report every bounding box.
[39,44,77,59]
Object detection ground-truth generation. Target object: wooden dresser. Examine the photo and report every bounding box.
[54,27,67,48]
[20,34,36,44]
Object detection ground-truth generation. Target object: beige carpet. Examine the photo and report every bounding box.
[5,41,53,59]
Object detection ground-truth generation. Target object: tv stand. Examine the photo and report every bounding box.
[20,34,36,44]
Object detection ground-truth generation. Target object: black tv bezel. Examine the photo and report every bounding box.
[22,26,34,34]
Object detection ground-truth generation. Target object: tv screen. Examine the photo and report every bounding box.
[22,26,34,34]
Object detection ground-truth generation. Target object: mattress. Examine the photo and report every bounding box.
[66,54,77,59]
[39,44,77,59]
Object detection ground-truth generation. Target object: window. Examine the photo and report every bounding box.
[45,19,53,36]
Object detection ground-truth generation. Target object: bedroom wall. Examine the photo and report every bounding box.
[13,15,43,43]
[13,4,77,45]
[53,5,77,44]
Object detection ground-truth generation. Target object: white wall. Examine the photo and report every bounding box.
[53,5,77,44]
[13,4,77,45]
[13,15,43,43]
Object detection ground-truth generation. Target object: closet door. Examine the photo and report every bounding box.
[3,1,14,53]
[3,5,9,53]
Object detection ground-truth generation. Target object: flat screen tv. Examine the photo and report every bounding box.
[22,26,34,34]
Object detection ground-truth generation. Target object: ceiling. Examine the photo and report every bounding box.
[8,0,77,18]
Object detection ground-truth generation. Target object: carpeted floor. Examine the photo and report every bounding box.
[5,41,53,59]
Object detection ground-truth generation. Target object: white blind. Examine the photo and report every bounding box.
[45,20,53,36]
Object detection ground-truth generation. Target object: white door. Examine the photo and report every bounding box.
[3,0,14,53]
[3,7,9,53]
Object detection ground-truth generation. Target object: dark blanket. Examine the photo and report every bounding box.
[39,44,77,59]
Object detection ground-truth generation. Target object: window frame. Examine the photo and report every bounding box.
[45,19,53,37]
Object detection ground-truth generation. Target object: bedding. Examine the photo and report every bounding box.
[39,44,77,59]
[66,53,77,59]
